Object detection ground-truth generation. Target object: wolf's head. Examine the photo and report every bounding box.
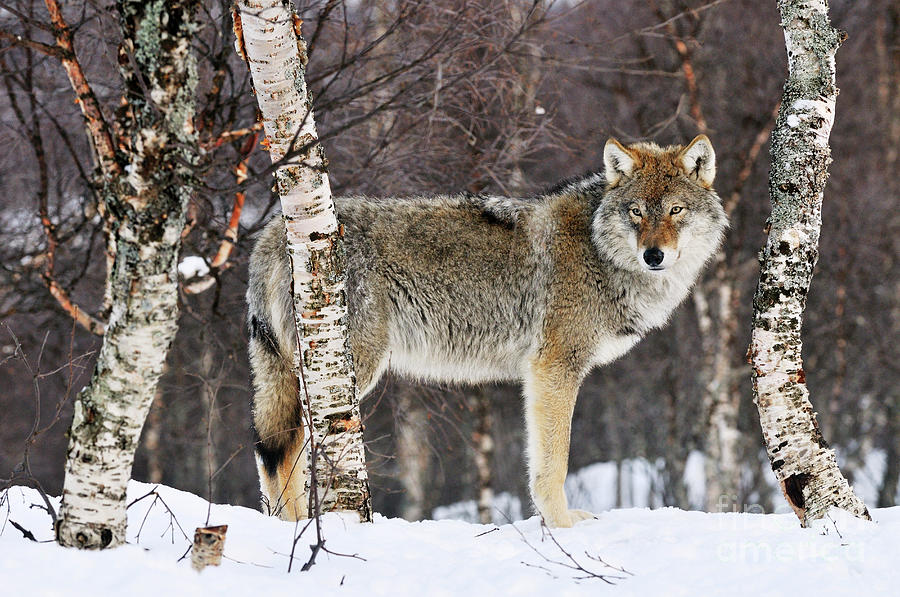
[592,135,728,275]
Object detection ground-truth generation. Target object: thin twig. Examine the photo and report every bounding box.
[506,514,630,584]
[9,520,37,542]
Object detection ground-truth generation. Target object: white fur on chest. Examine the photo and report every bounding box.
[631,257,702,332]
[590,333,640,367]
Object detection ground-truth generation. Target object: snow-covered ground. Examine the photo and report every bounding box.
[434,451,893,526]
[434,451,751,524]
[2,479,898,596]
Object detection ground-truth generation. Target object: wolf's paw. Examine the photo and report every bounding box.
[543,508,597,528]
[568,509,597,525]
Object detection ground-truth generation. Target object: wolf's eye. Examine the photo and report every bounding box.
[630,207,642,217]
[670,206,684,215]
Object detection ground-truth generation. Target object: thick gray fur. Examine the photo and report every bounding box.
[247,137,728,526]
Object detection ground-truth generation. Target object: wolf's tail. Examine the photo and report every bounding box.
[246,218,307,520]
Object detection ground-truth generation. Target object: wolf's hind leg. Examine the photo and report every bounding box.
[523,358,596,528]
[343,287,391,398]
[255,425,307,521]
[249,316,307,520]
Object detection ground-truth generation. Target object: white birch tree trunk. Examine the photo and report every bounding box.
[748,0,869,525]
[471,388,494,525]
[694,274,742,510]
[396,390,430,521]
[144,388,165,484]
[56,0,200,549]
[506,1,544,194]
[236,0,372,520]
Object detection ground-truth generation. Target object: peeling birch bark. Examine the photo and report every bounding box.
[55,0,200,549]
[748,0,869,525]
[43,0,118,174]
[191,525,228,571]
[236,0,372,521]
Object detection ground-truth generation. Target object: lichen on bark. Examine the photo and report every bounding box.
[55,0,200,550]
[748,0,869,526]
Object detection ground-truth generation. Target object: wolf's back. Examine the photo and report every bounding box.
[248,194,552,395]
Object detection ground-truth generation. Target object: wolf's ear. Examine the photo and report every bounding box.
[678,134,716,188]
[604,138,638,186]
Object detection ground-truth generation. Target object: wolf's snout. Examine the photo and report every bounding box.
[643,248,664,268]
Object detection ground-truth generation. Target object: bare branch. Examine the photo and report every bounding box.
[0,29,62,57]
[42,0,119,175]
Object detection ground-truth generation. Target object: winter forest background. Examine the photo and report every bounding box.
[1,0,897,521]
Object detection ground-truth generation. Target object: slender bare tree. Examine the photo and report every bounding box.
[469,388,495,524]
[748,0,869,525]
[235,0,372,521]
[396,390,431,521]
[55,0,201,548]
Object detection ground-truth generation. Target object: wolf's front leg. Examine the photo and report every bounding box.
[523,359,595,528]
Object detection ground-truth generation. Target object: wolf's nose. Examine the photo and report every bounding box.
[643,248,664,267]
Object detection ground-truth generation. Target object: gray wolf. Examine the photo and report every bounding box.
[247,135,727,527]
